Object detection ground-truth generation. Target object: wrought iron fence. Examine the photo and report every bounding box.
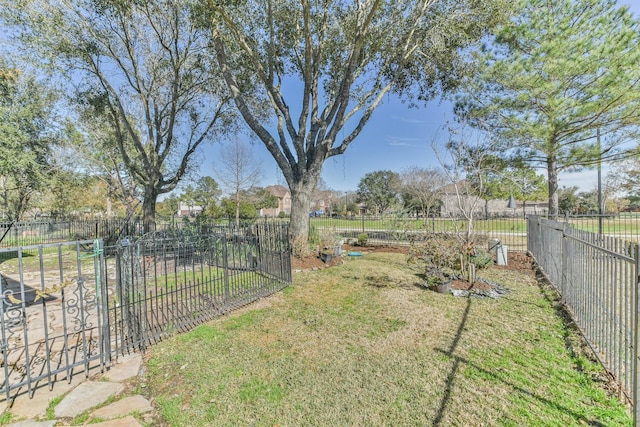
[5,212,640,253]
[0,219,230,249]
[309,213,529,251]
[528,215,639,425]
[106,222,291,355]
[0,222,291,403]
[0,240,110,403]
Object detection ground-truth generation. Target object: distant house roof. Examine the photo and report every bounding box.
[441,180,471,194]
[265,185,290,198]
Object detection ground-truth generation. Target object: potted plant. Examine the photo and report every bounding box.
[408,233,459,293]
[319,250,334,263]
[318,228,342,261]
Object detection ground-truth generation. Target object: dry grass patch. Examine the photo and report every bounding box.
[143,252,631,426]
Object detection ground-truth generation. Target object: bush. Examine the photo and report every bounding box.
[470,248,493,270]
[357,233,368,246]
[308,225,320,248]
[408,234,459,275]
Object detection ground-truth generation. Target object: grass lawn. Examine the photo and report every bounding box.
[142,252,631,426]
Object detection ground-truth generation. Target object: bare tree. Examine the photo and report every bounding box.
[400,166,447,224]
[434,124,500,247]
[215,138,263,228]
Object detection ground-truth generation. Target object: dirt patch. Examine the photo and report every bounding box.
[291,244,411,271]
[493,251,535,276]
[291,253,342,271]
[291,244,533,278]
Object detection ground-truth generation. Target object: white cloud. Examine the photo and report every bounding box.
[385,136,421,147]
[391,115,428,124]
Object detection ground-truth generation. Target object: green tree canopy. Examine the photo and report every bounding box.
[4,0,233,226]
[456,0,640,218]
[183,176,222,213]
[558,186,579,215]
[0,63,59,220]
[357,170,401,214]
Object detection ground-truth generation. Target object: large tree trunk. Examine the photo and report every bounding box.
[547,154,559,220]
[289,175,320,255]
[142,185,158,232]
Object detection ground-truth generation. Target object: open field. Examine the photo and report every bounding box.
[142,252,631,426]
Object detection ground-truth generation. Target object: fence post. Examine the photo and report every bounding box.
[560,221,570,304]
[635,242,640,427]
[222,233,230,313]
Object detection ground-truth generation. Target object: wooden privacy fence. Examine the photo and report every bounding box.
[0,223,291,404]
[528,215,639,425]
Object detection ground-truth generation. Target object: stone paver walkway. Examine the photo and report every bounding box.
[5,354,156,426]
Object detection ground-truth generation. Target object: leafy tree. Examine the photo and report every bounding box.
[68,101,140,217]
[202,0,510,242]
[156,194,181,222]
[505,167,548,218]
[183,176,222,214]
[576,191,598,214]
[399,166,447,221]
[220,198,257,221]
[248,187,279,211]
[5,0,233,226]
[356,170,401,215]
[558,186,579,215]
[608,155,640,199]
[44,172,95,219]
[456,0,640,219]
[0,64,58,220]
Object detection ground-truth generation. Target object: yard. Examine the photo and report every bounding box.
[141,250,631,426]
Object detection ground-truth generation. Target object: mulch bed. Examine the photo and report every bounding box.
[291,244,534,280]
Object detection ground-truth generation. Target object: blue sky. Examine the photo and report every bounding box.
[199,1,640,194]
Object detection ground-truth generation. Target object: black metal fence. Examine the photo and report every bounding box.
[528,215,639,425]
[0,219,228,249]
[108,223,291,354]
[309,214,530,251]
[0,222,291,403]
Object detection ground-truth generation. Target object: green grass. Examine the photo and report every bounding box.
[311,215,640,238]
[310,217,529,233]
[0,245,97,273]
[142,252,631,426]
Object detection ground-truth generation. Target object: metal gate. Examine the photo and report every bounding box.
[107,224,292,355]
[0,240,110,403]
[0,223,292,404]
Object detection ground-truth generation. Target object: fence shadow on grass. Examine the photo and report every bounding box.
[432,298,471,427]
[432,296,605,427]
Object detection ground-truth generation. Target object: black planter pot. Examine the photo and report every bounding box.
[319,252,334,263]
[434,280,452,294]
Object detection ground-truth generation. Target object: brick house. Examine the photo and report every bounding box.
[260,185,292,217]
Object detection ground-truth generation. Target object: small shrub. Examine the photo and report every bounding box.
[409,234,458,269]
[357,233,368,246]
[470,248,493,270]
[308,225,320,248]
[408,233,460,285]
[291,235,313,258]
[319,228,339,249]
